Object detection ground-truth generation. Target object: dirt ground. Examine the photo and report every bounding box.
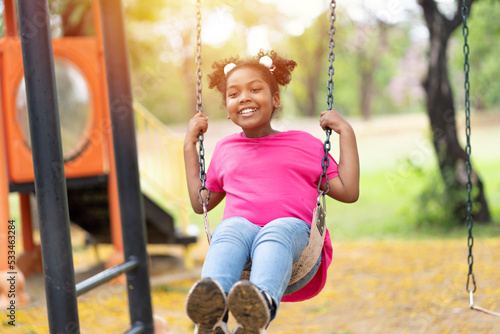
[7,238,500,334]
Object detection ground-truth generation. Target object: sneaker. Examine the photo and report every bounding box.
[227,280,271,334]
[186,278,230,334]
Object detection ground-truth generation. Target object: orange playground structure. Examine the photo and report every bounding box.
[0,0,195,290]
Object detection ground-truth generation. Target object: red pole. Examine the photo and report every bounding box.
[19,193,35,252]
[3,0,18,37]
[92,0,124,253]
[0,107,10,271]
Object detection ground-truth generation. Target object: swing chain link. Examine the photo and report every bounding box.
[462,0,476,297]
[195,0,211,244]
[327,0,336,112]
[196,0,210,210]
[196,0,203,117]
[318,0,336,197]
[318,130,331,196]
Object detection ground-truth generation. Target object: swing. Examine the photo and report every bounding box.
[462,0,500,318]
[194,0,337,290]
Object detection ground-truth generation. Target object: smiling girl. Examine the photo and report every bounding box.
[184,50,359,334]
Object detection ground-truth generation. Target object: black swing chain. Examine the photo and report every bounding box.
[462,1,476,297]
[196,0,210,207]
[318,0,336,196]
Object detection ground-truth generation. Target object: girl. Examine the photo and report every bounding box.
[184,50,359,334]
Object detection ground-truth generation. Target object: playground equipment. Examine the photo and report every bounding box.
[194,0,337,293]
[0,0,196,332]
[0,0,195,279]
[462,0,500,318]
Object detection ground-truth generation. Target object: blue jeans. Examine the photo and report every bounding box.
[201,217,320,310]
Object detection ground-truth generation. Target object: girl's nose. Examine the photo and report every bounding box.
[239,91,251,103]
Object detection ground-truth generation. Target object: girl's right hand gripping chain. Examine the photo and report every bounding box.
[184,112,209,213]
[184,112,225,214]
[186,112,209,145]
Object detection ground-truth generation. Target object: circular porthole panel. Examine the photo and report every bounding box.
[16,58,91,161]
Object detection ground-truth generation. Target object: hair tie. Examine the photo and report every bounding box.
[259,55,276,73]
[224,63,237,75]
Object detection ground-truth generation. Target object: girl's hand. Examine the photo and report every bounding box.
[319,110,350,134]
[319,110,360,203]
[186,112,209,144]
[184,112,226,213]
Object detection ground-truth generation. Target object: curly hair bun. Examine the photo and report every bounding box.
[207,50,297,99]
[257,50,297,86]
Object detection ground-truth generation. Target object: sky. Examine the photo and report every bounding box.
[201,0,432,54]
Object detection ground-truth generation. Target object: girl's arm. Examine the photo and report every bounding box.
[319,110,360,203]
[184,113,225,214]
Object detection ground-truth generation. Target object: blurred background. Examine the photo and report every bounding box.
[2,0,499,250]
[1,0,499,332]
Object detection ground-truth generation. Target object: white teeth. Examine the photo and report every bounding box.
[240,108,256,114]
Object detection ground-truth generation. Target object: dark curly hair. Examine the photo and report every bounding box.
[207,50,297,106]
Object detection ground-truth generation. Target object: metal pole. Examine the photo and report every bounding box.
[97,0,154,332]
[76,257,138,296]
[16,1,80,333]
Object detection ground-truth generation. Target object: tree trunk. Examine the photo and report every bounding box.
[306,29,328,117]
[358,21,387,120]
[419,0,490,223]
[359,62,373,120]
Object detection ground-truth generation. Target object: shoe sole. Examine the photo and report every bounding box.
[186,278,228,334]
[228,280,270,334]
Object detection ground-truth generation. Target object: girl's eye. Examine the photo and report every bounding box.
[228,91,239,98]
[251,88,261,93]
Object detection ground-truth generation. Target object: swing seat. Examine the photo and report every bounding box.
[239,200,327,294]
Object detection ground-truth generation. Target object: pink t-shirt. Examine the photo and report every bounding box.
[206,130,338,302]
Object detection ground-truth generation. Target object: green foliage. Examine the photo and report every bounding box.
[4,1,500,122]
[119,1,425,123]
[287,7,417,118]
[450,0,500,111]
[0,3,4,37]
[123,1,284,124]
[400,161,458,229]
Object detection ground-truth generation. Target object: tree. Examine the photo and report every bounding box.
[354,20,389,120]
[121,1,285,123]
[288,14,331,117]
[450,0,500,111]
[417,0,490,222]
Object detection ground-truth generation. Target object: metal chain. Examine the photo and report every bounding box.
[196,0,203,118]
[318,0,336,196]
[195,0,211,243]
[196,0,209,200]
[327,0,336,111]
[463,3,499,318]
[462,0,476,302]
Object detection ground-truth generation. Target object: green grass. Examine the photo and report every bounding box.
[328,159,500,241]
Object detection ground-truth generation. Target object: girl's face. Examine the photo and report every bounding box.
[225,67,280,138]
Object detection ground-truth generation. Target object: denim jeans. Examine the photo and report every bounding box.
[201,216,319,310]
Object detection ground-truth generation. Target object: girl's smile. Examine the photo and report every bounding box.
[225,68,280,138]
[239,108,258,116]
